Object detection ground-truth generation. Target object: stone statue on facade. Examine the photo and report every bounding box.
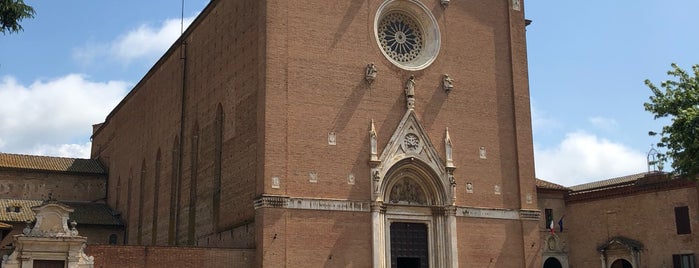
[443,74,454,93]
[365,63,377,84]
[405,75,416,109]
[373,170,381,193]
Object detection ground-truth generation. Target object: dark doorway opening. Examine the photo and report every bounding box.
[611,259,633,268]
[33,260,65,268]
[390,222,428,268]
[397,257,421,268]
[543,257,563,268]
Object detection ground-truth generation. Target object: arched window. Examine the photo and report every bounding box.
[108,234,118,245]
[188,122,199,245]
[126,168,133,244]
[152,149,162,245]
[137,159,147,245]
[212,104,223,232]
[168,136,180,245]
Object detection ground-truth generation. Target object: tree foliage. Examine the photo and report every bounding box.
[0,0,35,34]
[644,63,699,179]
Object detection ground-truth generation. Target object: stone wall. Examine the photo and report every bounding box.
[0,170,105,201]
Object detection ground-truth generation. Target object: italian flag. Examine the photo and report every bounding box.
[549,220,554,234]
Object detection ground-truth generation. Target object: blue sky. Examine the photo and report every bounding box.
[1,1,697,186]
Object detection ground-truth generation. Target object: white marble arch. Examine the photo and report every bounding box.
[370,109,457,268]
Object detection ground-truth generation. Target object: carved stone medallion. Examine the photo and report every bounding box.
[404,133,420,151]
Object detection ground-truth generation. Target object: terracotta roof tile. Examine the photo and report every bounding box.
[0,199,42,222]
[536,179,570,191]
[0,153,105,174]
[0,199,122,226]
[65,202,123,226]
[569,172,652,192]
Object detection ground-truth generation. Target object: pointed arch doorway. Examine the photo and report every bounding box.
[372,160,457,268]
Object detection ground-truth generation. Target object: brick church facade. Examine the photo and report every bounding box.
[88,0,540,266]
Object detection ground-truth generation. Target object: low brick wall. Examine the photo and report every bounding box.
[86,245,254,268]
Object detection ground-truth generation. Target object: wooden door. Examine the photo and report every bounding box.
[390,222,428,268]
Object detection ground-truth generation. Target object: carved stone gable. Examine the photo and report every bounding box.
[373,109,448,203]
[2,201,94,268]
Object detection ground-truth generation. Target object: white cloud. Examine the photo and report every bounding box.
[74,16,196,65]
[0,74,130,157]
[589,116,618,130]
[534,131,647,186]
[531,101,559,131]
[30,142,93,159]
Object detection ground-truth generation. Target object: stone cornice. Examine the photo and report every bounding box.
[253,195,540,220]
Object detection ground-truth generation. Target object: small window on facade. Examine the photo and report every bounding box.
[5,207,10,212]
[544,208,553,229]
[675,206,691,234]
[673,254,695,268]
[109,234,118,245]
[14,206,20,213]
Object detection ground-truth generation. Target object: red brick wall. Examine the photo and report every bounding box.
[254,208,372,267]
[91,0,538,266]
[86,245,254,268]
[91,0,264,246]
[566,185,699,267]
[457,218,532,267]
[261,0,534,209]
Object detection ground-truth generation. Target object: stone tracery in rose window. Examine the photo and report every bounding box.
[378,11,423,63]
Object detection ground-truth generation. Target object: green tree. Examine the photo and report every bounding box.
[644,63,699,179]
[0,0,35,34]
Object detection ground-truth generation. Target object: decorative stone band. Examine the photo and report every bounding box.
[457,207,519,220]
[253,195,541,221]
[519,209,542,221]
[253,195,289,209]
[254,195,370,212]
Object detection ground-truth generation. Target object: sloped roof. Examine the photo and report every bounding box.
[569,172,651,192]
[0,199,122,226]
[65,202,123,226]
[0,199,43,222]
[536,179,569,191]
[0,153,105,174]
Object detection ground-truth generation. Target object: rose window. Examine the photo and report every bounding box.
[378,12,423,63]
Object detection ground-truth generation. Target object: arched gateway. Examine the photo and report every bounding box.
[369,109,458,268]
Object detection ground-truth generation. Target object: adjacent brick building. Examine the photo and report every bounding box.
[537,172,699,268]
[0,153,124,257]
